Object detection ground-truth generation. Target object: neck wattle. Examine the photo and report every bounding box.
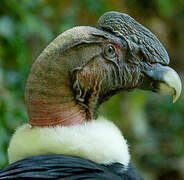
[28,101,87,127]
[25,72,87,127]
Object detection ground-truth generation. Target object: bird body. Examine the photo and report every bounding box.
[0,11,182,179]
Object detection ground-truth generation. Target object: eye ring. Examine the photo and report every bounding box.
[104,44,116,59]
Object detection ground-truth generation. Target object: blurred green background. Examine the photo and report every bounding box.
[0,0,183,179]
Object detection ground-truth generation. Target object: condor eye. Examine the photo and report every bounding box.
[104,44,116,59]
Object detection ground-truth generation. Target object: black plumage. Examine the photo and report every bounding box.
[0,154,142,180]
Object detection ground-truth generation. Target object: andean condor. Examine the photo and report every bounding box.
[0,11,182,180]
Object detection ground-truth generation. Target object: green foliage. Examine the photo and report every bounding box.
[0,0,184,179]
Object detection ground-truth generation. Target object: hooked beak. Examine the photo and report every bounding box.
[142,64,182,103]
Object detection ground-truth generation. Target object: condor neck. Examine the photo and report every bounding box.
[25,65,87,127]
[27,99,87,127]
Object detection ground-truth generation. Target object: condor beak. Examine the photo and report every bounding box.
[143,64,182,103]
[157,67,182,103]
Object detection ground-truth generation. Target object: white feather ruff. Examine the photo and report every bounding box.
[8,117,130,166]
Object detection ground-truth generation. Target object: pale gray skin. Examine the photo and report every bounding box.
[25,11,181,127]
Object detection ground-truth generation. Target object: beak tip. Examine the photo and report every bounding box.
[172,86,182,103]
[172,96,177,103]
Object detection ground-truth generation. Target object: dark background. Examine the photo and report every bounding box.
[0,0,184,179]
